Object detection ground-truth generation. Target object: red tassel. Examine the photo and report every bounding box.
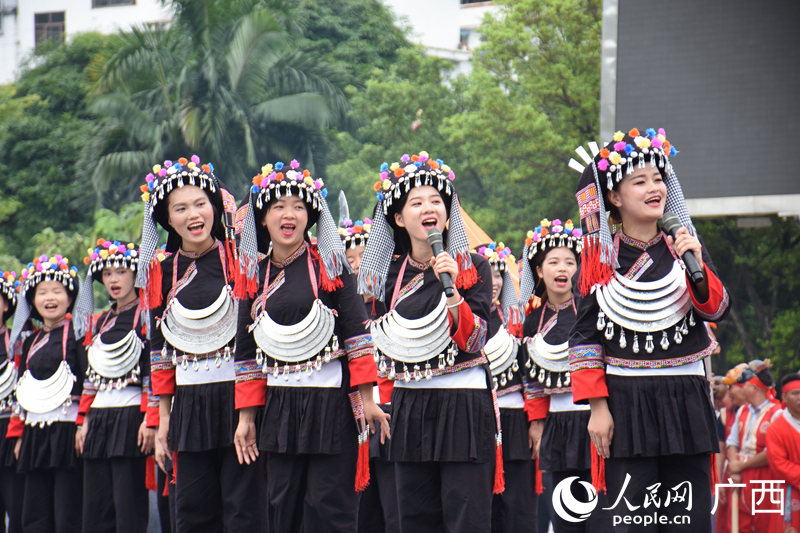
[147,258,163,309]
[145,456,157,491]
[162,475,170,497]
[710,453,718,492]
[355,437,370,492]
[493,442,505,494]
[535,456,544,495]
[310,245,343,293]
[82,318,93,347]
[578,239,613,296]
[224,236,238,285]
[590,442,606,494]
[456,264,478,290]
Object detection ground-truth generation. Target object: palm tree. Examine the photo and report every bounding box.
[81,0,348,205]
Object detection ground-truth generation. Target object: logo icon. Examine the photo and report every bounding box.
[552,476,599,523]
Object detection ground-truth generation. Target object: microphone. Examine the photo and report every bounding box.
[426,228,455,297]
[658,212,705,285]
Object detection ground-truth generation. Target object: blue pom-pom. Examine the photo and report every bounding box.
[645,128,656,138]
[251,185,259,193]
[488,242,497,249]
[414,161,422,167]
[275,161,284,170]
[208,163,214,173]
[380,162,388,172]
[624,144,634,155]
[355,220,363,226]
[436,159,444,166]
[321,188,328,198]
[174,163,183,170]
[670,146,678,156]
[377,193,384,200]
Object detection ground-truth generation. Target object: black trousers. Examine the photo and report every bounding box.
[394,460,494,533]
[156,457,176,533]
[22,467,82,533]
[601,454,711,532]
[82,457,148,533]
[357,459,401,533]
[491,459,538,533]
[175,447,266,532]
[0,468,23,533]
[268,441,359,533]
[550,469,614,533]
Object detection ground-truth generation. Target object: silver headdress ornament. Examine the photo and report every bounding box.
[10,255,79,348]
[358,152,476,301]
[473,243,519,326]
[237,160,350,299]
[570,128,693,295]
[73,240,140,339]
[0,270,21,319]
[517,218,583,307]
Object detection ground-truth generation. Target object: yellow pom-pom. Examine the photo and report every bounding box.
[152,164,162,173]
[612,131,624,142]
[389,162,400,171]
[141,192,150,202]
[382,180,391,190]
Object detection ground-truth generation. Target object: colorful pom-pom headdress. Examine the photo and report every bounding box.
[73,240,140,339]
[0,270,21,319]
[358,151,476,301]
[337,191,371,250]
[237,159,349,298]
[518,218,583,305]
[569,128,694,295]
[10,255,80,346]
[474,242,519,325]
[135,156,239,309]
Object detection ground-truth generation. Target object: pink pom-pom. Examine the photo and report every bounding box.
[658,128,666,136]
[597,159,609,171]
[401,154,410,162]
[552,219,562,226]
[448,171,455,181]
[314,179,323,190]
[146,173,154,182]
[164,160,173,167]
[651,138,663,148]
[290,159,300,169]
[158,169,167,177]
[573,229,583,238]
[191,155,200,165]
[614,141,626,152]
[379,171,388,180]
[260,177,269,188]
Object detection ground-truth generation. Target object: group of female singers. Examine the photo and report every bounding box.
[0,127,730,533]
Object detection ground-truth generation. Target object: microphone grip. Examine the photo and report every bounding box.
[682,252,705,285]
[440,274,455,298]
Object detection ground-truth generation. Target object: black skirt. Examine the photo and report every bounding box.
[499,408,533,462]
[83,405,145,459]
[388,387,495,463]
[0,417,16,469]
[606,374,718,458]
[259,386,355,455]
[539,409,592,472]
[368,404,392,461]
[170,381,237,452]
[18,421,80,472]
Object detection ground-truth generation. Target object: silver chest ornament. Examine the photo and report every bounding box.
[87,329,144,390]
[370,294,458,382]
[525,334,570,389]
[15,360,76,422]
[0,360,17,410]
[159,287,237,370]
[484,325,520,389]
[595,261,694,355]
[249,299,339,380]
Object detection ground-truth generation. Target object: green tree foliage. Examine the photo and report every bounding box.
[0,33,115,262]
[696,217,800,378]
[442,0,601,247]
[83,0,351,205]
[325,47,459,220]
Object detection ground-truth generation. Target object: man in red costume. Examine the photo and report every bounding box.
[726,360,782,532]
[766,371,800,533]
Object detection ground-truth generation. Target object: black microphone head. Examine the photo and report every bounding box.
[426,227,444,247]
[658,211,682,234]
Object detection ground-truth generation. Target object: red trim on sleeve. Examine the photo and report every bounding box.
[525,396,550,421]
[378,377,394,405]
[235,380,266,410]
[78,394,95,415]
[448,299,475,351]
[151,369,176,396]
[140,392,148,413]
[76,414,85,426]
[6,417,23,438]
[688,262,725,316]
[349,355,378,388]
[146,406,160,428]
[570,368,609,403]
